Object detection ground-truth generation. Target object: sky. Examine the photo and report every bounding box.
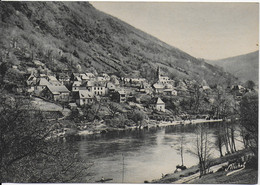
[90,2,259,60]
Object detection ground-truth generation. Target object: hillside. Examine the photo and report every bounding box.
[0,1,237,86]
[207,51,259,84]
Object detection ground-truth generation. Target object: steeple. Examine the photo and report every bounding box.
[157,66,161,80]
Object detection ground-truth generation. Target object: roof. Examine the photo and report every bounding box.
[78,90,94,99]
[46,85,69,94]
[156,97,165,104]
[73,81,82,86]
[106,82,116,89]
[80,73,89,80]
[117,90,126,95]
[48,76,58,81]
[37,78,50,86]
[153,83,164,89]
[86,73,95,77]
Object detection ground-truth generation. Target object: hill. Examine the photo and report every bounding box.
[207,51,259,84]
[0,1,237,86]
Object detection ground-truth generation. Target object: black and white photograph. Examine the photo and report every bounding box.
[0,1,258,184]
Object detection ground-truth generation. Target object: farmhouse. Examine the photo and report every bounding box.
[42,85,70,102]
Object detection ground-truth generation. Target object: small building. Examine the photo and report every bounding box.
[106,82,116,94]
[112,89,127,103]
[75,90,94,106]
[34,78,51,95]
[155,97,165,112]
[72,81,84,92]
[164,88,178,96]
[87,82,107,96]
[26,73,37,86]
[42,85,70,102]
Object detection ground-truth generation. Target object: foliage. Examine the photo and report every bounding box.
[0,93,90,182]
[240,92,258,156]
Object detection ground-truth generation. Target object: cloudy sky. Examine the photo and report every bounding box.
[90,2,259,60]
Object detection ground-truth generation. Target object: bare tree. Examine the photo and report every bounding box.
[176,133,187,167]
[0,93,91,182]
[189,124,212,177]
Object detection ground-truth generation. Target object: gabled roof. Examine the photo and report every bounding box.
[156,97,165,104]
[37,78,51,86]
[78,90,94,99]
[72,81,82,86]
[46,85,69,94]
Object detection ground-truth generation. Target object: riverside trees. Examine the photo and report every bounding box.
[0,92,90,182]
[189,124,212,177]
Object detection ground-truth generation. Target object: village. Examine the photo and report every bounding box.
[20,59,250,131]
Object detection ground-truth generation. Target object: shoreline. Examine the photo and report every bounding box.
[151,149,252,183]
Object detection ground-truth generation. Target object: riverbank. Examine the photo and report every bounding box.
[76,118,223,137]
[152,149,254,184]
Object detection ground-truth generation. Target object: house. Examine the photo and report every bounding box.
[157,66,173,84]
[34,78,51,95]
[87,82,107,96]
[139,82,152,94]
[112,89,127,103]
[79,73,89,82]
[106,82,116,94]
[75,90,94,106]
[56,73,70,85]
[70,73,82,82]
[42,85,70,102]
[102,73,110,81]
[85,72,95,80]
[155,97,165,112]
[164,88,178,96]
[26,73,37,86]
[72,81,86,92]
[159,75,173,84]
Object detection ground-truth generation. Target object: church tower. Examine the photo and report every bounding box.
[157,66,161,81]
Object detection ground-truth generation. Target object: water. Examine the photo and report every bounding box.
[69,125,243,183]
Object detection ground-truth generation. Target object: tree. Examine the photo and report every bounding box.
[0,93,90,182]
[176,133,187,167]
[189,124,212,177]
[240,92,258,156]
[214,124,225,157]
[245,80,255,91]
[106,102,122,118]
[130,110,145,128]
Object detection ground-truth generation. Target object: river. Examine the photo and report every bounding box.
[67,124,243,183]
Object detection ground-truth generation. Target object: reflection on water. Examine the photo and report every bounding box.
[68,124,243,183]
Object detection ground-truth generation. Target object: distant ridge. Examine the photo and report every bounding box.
[207,51,259,84]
